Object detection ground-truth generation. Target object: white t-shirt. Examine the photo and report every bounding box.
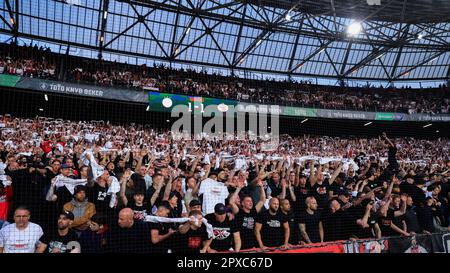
[0,222,43,253]
[198,178,229,214]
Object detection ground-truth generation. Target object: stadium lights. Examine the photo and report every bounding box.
[104,11,108,19]
[436,130,440,133]
[285,13,292,21]
[256,39,263,46]
[417,33,424,40]
[146,105,150,111]
[318,48,325,54]
[364,122,372,126]
[38,108,44,112]
[347,22,362,36]
[301,119,308,124]
[10,18,14,25]
[44,94,48,101]
[423,124,432,128]
[186,27,191,35]
[166,119,170,123]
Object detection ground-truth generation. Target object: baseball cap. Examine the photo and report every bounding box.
[214,203,227,215]
[189,199,201,208]
[60,210,74,220]
[61,163,70,169]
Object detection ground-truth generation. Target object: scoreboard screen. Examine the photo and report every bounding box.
[148,92,237,113]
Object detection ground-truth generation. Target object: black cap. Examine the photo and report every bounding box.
[60,210,74,220]
[214,203,227,215]
[37,162,46,169]
[74,185,87,195]
[189,199,201,208]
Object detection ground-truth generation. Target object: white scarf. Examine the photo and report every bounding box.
[144,215,215,239]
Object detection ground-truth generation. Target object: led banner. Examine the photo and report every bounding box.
[1,76,449,122]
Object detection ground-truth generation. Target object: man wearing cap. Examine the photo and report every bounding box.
[189,199,202,213]
[37,211,80,253]
[63,185,96,232]
[205,203,241,252]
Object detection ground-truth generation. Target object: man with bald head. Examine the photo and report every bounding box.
[255,197,290,251]
[106,208,151,253]
[298,196,323,244]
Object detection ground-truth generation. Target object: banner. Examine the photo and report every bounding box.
[0,74,20,87]
[1,76,449,122]
[388,233,449,253]
[344,239,389,253]
[13,77,148,103]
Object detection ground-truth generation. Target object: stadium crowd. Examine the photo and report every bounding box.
[1,42,449,114]
[0,114,449,253]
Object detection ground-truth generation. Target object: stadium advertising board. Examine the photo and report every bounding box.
[1,76,449,122]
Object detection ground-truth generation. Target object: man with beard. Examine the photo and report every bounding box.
[38,210,80,253]
[280,198,300,245]
[255,197,290,251]
[298,196,323,244]
[205,203,241,252]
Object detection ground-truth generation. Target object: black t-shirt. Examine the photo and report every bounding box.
[205,213,238,251]
[267,179,282,198]
[55,186,74,210]
[349,206,377,239]
[322,209,353,242]
[235,208,258,249]
[293,185,310,212]
[86,183,110,213]
[128,202,149,221]
[256,210,287,247]
[311,179,330,209]
[106,221,151,253]
[378,208,399,237]
[328,183,345,197]
[176,225,209,254]
[40,229,79,253]
[404,206,421,233]
[148,221,172,253]
[282,210,300,244]
[297,210,322,243]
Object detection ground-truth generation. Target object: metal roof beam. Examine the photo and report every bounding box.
[394,51,447,80]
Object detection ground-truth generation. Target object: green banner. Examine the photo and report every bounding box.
[0,74,20,87]
[375,113,395,121]
[283,106,317,117]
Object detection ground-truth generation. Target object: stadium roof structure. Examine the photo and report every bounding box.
[1,0,449,82]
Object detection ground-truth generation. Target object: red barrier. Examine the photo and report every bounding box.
[235,241,346,253]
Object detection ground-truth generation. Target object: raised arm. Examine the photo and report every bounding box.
[255,181,266,213]
[229,186,242,215]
